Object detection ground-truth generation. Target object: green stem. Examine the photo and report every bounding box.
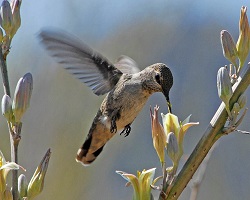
[0,48,10,96]
[0,47,20,200]
[165,64,250,200]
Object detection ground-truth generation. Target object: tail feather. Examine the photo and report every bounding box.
[76,144,104,166]
[76,125,113,166]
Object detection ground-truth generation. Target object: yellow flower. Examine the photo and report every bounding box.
[162,113,199,161]
[0,150,20,195]
[116,168,156,200]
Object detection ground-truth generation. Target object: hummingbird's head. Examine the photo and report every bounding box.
[146,63,173,112]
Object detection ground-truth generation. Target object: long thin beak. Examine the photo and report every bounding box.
[167,97,172,113]
[163,90,172,113]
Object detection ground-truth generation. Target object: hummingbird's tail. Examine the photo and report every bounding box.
[75,121,113,166]
[76,136,105,166]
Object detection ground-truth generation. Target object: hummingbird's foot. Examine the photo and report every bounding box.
[110,118,117,133]
[120,124,131,137]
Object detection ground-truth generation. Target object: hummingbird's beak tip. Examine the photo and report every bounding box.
[167,100,172,113]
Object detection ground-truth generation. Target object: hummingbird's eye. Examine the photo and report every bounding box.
[155,74,161,84]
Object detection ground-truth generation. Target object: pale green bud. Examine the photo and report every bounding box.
[18,174,28,198]
[166,132,179,164]
[9,0,21,37]
[27,149,51,199]
[232,103,240,115]
[0,0,13,35]
[1,94,14,122]
[237,94,247,109]
[12,73,33,122]
[236,6,250,69]
[220,30,238,68]
[217,66,233,117]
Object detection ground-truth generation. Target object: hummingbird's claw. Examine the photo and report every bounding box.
[120,124,131,137]
[110,118,117,133]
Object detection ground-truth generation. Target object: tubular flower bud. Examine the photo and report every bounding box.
[150,106,166,164]
[220,30,238,68]
[0,0,13,35]
[237,94,247,109]
[18,174,28,198]
[12,73,33,122]
[236,6,250,69]
[217,66,233,117]
[1,94,14,122]
[27,149,51,199]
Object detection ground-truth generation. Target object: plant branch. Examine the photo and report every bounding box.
[165,64,250,200]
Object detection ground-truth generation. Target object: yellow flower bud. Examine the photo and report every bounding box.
[27,149,51,199]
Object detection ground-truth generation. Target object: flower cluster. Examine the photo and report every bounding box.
[151,106,198,169]
[220,6,250,74]
[218,6,249,124]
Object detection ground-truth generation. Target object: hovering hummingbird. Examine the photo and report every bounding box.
[38,29,173,166]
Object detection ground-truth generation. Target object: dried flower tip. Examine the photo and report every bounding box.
[0,0,13,35]
[220,30,238,68]
[217,66,233,117]
[12,73,33,122]
[1,94,14,122]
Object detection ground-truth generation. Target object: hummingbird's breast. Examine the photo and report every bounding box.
[100,76,151,131]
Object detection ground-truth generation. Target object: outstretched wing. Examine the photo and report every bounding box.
[114,55,140,74]
[38,28,123,95]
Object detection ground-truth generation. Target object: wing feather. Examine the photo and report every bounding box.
[38,28,123,95]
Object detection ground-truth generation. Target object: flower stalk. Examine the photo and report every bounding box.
[165,64,250,200]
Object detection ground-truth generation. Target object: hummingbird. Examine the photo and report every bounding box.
[38,28,173,166]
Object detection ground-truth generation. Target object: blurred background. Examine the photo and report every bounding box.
[1,0,250,199]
